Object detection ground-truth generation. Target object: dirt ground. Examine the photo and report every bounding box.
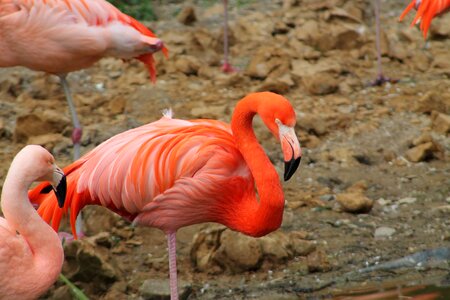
[0,0,449,299]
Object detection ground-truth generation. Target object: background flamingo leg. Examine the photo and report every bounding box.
[222,0,237,73]
[59,75,85,239]
[167,231,179,300]
[59,75,83,160]
[371,0,397,86]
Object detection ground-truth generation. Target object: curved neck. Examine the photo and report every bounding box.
[1,162,62,267]
[229,94,284,237]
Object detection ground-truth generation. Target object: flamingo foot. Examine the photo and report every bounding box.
[221,62,238,73]
[71,127,82,161]
[370,74,398,86]
[71,127,82,145]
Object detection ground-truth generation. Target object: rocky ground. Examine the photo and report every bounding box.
[0,0,449,299]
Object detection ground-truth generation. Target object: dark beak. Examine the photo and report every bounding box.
[53,175,67,208]
[284,156,301,181]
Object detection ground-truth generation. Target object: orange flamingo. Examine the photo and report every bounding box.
[29,91,302,300]
[399,0,450,38]
[0,145,66,299]
[0,0,168,160]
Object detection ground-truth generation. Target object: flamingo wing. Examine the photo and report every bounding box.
[30,116,253,237]
[399,0,450,38]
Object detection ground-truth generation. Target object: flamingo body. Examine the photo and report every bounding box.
[400,0,450,38]
[0,145,66,300]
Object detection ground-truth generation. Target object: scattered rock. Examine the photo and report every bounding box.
[414,91,450,114]
[346,180,368,193]
[336,191,373,213]
[175,56,201,75]
[63,239,119,287]
[14,113,69,143]
[139,279,191,300]
[374,227,396,239]
[405,133,445,162]
[302,73,339,95]
[177,6,196,25]
[51,286,72,300]
[307,249,331,273]
[246,46,290,80]
[190,227,315,274]
[259,231,292,263]
[282,0,300,9]
[289,231,316,256]
[27,133,70,152]
[398,197,417,205]
[430,17,450,38]
[288,260,310,276]
[432,111,450,134]
[107,97,127,115]
[256,74,294,94]
[83,206,124,236]
[213,229,263,273]
[0,118,12,139]
[405,142,435,162]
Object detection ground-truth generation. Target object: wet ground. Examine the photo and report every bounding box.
[0,0,449,299]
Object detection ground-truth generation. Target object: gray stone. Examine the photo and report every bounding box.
[374,227,396,238]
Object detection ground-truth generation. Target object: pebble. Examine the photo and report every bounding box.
[374,227,396,238]
[139,279,191,300]
[398,197,417,205]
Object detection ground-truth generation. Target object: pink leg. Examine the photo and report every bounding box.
[222,0,237,73]
[59,75,83,160]
[371,0,397,86]
[59,75,85,239]
[167,231,179,300]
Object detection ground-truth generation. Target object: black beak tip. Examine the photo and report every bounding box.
[54,175,67,208]
[284,156,301,181]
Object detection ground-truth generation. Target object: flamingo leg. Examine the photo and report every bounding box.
[167,231,179,300]
[59,75,82,160]
[59,75,85,239]
[371,0,397,86]
[221,0,236,73]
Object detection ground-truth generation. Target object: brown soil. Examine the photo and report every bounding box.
[0,0,449,299]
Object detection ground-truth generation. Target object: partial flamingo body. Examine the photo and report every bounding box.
[0,0,167,159]
[0,145,66,300]
[399,0,450,38]
[30,92,302,300]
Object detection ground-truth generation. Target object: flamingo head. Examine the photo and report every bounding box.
[23,145,67,208]
[257,93,302,181]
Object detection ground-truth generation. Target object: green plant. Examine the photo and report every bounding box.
[59,274,90,300]
[107,0,157,21]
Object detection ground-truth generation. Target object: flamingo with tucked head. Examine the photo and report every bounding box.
[29,92,302,300]
[0,0,167,160]
[0,145,66,299]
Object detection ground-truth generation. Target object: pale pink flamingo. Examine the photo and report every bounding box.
[0,145,66,299]
[0,0,168,160]
[399,0,450,38]
[29,91,302,300]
